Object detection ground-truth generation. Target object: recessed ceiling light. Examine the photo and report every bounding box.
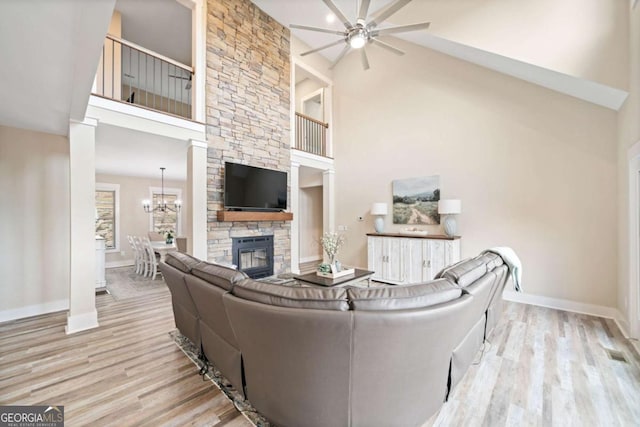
[326,13,335,23]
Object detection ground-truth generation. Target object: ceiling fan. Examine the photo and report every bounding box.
[290,0,430,70]
[168,73,192,90]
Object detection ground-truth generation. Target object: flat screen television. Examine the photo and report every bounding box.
[224,162,287,212]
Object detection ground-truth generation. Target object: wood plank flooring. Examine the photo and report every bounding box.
[427,303,640,426]
[1,270,639,426]
[0,285,249,427]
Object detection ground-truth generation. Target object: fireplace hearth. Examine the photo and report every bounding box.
[232,235,274,279]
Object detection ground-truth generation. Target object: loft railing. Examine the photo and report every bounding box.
[94,35,193,120]
[295,112,329,157]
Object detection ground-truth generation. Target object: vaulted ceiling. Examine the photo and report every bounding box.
[253,0,630,110]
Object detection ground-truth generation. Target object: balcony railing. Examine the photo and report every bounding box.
[295,112,329,157]
[94,35,193,120]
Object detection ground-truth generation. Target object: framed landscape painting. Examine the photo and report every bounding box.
[392,175,440,224]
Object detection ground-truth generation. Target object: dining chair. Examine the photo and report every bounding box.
[175,237,187,253]
[148,231,165,242]
[131,236,145,275]
[141,236,161,279]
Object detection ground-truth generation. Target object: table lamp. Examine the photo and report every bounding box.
[438,199,461,237]
[371,203,388,233]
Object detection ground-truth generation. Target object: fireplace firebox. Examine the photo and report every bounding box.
[232,236,274,279]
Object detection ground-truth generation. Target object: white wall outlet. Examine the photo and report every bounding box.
[338,225,348,231]
[121,251,125,256]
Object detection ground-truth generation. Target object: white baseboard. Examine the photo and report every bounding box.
[0,299,69,323]
[300,256,322,264]
[503,290,619,319]
[106,259,135,268]
[66,310,99,334]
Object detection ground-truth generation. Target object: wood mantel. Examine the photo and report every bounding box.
[217,210,293,222]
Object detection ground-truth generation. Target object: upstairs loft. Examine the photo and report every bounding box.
[93,34,194,121]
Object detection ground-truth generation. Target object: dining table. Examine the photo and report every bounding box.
[151,241,178,262]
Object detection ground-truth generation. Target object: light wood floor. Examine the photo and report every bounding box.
[1,272,639,426]
[0,284,249,427]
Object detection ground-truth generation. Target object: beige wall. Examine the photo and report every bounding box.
[617,4,640,325]
[96,173,187,265]
[299,186,323,261]
[332,39,618,308]
[0,125,70,319]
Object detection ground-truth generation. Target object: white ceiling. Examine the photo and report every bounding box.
[95,124,188,180]
[0,0,116,135]
[115,0,192,66]
[253,0,629,110]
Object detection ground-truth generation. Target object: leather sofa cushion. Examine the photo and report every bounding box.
[232,279,350,311]
[473,252,504,271]
[192,261,248,291]
[438,258,487,287]
[164,252,202,273]
[434,258,469,279]
[347,279,462,311]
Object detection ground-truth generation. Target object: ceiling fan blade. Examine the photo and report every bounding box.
[322,0,353,29]
[357,0,371,21]
[329,44,351,70]
[360,48,370,71]
[372,22,430,36]
[290,24,345,36]
[371,39,405,56]
[300,39,346,56]
[368,0,412,28]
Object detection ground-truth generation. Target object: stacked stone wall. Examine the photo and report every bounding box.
[205,0,291,272]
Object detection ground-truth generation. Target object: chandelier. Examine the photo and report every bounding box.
[142,167,182,213]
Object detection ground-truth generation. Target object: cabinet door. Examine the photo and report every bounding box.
[406,239,426,283]
[445,240,461,266]
[427,240,447,280]
[368,237,385,281]
[385,238,404,283]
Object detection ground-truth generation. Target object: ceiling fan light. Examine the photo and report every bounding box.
[349,32,366,49]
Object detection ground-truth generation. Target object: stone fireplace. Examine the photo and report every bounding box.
[205,0,291,274]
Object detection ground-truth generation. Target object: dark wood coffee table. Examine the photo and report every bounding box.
[294,268,375,287]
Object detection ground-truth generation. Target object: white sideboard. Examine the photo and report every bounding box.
[367,233,461,285]
[95,236,106,290]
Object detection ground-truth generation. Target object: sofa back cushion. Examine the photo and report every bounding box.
[232,279,350,311]
[438,258,487,287]
[347,279,462,311]
[164,252,202,273]
[192,261,248,291]
[473,252,504,271]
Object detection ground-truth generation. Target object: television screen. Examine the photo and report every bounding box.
[224,162,287,211]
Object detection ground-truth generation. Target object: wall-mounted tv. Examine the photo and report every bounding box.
[224,162,287,212]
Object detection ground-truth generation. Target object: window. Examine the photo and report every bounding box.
[95,183,120,251]
[149,187,182,235]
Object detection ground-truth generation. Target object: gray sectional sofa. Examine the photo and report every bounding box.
[159,250,510,427]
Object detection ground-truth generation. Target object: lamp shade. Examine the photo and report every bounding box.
[371,202,388,216]
[438,199,461,214]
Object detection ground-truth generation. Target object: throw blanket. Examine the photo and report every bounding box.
[482,247,523,292]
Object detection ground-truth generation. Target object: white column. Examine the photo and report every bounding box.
[187,139,208,259]
[191,0,206,123]
[67,118,99,334]
[290,162,300,274]
[323,169,336,233]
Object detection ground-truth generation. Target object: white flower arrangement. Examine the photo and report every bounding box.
[319,232,345,265]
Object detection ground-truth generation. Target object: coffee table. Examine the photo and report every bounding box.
[294,268,375,287]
